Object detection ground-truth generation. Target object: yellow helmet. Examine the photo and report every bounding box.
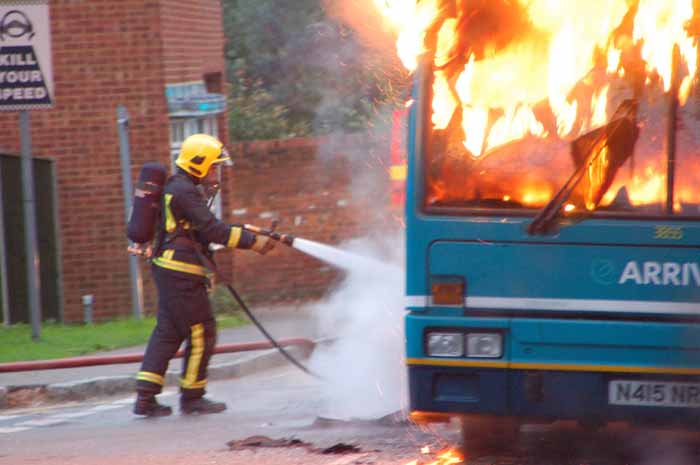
[175,134,230,178]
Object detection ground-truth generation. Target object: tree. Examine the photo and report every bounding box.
[222,0,408,140]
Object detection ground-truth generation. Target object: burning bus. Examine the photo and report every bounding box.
[377,0,700,445]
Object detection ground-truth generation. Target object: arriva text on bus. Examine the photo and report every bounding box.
[619,261,700,286]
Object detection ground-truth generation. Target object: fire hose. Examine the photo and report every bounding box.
[0,339,315,373]
[195,222,320,379]
[126,221,318,378]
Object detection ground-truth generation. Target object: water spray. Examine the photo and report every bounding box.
[238,220,404,394]
[243,220,399,274]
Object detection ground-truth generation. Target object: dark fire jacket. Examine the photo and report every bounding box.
[152,168,255,278]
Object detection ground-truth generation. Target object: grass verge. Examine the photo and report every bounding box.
[0,313,248,363]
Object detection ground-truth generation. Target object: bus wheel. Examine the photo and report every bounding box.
[460,414,520,454]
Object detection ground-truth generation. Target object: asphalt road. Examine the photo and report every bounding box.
[2,365,700,465]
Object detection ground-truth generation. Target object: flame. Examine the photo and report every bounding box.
[486,105,545,154]
[620,165,667,206]
[403,447,463,465]
[634,1,695,91]
[373,0,700,210]
[374,0,444,71]
[398,0,632,154]
[521,186,554,207]
[589,84,610,131]
[433,69,459,129]
[585,145,610,211]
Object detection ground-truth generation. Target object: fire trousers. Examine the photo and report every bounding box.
[136,265,217,400]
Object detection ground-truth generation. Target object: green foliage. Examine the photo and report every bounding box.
[0,318,156,362]
[0,314,247,363]
[222,0,409,140]
[228,72,310,140]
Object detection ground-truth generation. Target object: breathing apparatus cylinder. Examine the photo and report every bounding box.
[127,162,168,244]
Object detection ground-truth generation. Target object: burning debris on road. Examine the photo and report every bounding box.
[402,446,464,465]
[226,435,362,455]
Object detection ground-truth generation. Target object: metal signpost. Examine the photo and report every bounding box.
[0,1,54,339]
[0,162,8,326]
[117,105,143,319]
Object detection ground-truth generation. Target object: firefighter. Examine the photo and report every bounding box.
[133,133,275,417]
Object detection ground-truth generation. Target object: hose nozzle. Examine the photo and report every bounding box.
[244,222,295,246]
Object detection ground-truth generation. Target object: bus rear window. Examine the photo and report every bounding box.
[420,3,700,217]
[426,97,700,216]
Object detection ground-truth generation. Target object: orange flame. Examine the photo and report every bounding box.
[402,447,463,465]
[634,1,696,91]
[373,0,700,210]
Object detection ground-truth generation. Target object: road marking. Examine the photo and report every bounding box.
[0,396,143,434]
[90,405,122,412]
[51,411,95,419]
[16,418,67,427]
[112,397,135,405]
[0,379,243,435]
[0,426,31,434]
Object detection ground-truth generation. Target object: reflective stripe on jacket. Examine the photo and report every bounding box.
[153,169,255,277]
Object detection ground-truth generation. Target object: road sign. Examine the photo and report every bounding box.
[0,1,53,111]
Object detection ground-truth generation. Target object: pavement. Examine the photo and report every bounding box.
[0,304,319,410]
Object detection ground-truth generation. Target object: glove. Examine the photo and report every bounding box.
[251,234,275,255]
[127,243,152,258]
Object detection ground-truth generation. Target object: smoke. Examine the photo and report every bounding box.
[298,0,408,135]
[307,234,407,420]
[297,0,409,422]
[322,0,398,58]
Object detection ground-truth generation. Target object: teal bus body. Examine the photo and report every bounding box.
[405,70,700,427]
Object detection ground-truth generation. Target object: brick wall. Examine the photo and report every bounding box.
[0,0,397,321]
[0,0,232,322]
[0,0,171,322]
[157,0,231,220]
[159,0,226,83]
[216,133,396,305]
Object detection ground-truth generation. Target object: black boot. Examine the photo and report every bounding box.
[180,397,227,415]
[133,394,173,417]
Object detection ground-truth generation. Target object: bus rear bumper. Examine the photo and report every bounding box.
[409,365,700,428]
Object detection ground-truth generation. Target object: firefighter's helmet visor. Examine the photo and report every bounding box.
[218,147,233,167]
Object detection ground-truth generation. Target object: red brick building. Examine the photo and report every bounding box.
[0,0,396,323]
[0,0,231,322]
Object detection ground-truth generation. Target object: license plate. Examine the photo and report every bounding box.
[609,380,700,407]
